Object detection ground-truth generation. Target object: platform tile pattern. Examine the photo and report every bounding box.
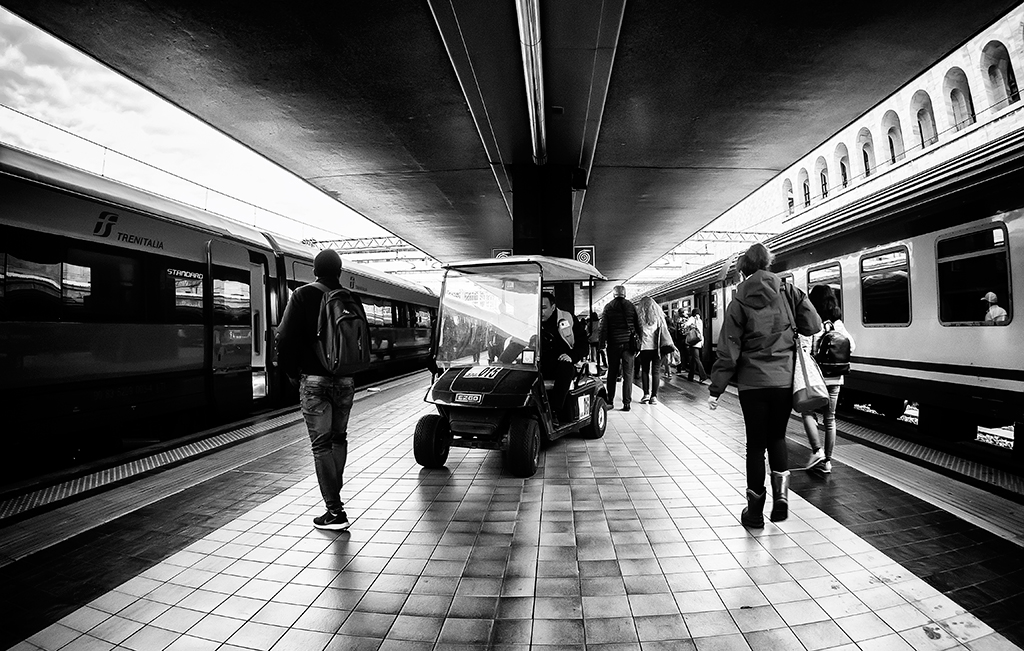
[9,384,1020,651]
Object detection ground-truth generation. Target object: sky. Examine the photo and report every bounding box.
[0,7,391,245]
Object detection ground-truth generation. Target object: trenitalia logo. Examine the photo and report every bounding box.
[94,212,119,237]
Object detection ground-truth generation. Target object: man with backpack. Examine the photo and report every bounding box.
[277,249,370,531]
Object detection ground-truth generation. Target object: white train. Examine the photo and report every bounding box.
[650,132,1024,452]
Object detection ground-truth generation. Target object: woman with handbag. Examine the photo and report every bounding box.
[636,297,676,404]
[801,285,855,474]
[682,307,709,383]
[707,243,821,527]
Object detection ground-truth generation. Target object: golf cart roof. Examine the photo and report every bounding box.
[444,255,606,282]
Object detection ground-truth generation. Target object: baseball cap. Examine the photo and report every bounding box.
[981,291,998,303]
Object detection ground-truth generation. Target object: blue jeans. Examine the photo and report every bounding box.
[300,375,355,513]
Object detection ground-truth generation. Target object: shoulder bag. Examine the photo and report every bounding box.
[781,286,829,413]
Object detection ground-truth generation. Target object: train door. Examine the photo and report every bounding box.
[207,240,254,418]
[250,254,269,400]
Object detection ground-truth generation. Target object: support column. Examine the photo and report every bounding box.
[512,164,575,311]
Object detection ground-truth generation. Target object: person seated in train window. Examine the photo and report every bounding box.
[981,291,1008,325]
[540,291,589,423]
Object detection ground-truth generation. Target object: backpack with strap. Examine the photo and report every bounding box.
[312,282,371,376]
[814,320,851,377]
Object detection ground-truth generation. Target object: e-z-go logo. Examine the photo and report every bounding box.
[94,211,119,237]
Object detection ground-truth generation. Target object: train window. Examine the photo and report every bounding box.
[161,266,205,324]
[363,297,394,326]
[937,226,1011,326]
[63,248,144,322]
[5,251,61,321]
[807,264,843,315]
[414,307,433,329]
[213,268,251,326]
[860,248,910,326]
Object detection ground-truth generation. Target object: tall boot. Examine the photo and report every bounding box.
[740,489,766,528]
[770,470,790,522]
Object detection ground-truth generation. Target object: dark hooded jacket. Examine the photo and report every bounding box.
[277,276,349,378]
[709,270,821,397]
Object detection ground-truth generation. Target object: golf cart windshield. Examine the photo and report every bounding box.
[436,269,540,369]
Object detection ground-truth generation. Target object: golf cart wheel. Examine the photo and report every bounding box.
[506,416,541,477]
[581,396,607,439]
[414,414,451,468]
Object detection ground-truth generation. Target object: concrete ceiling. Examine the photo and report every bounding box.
[5,0,1020,291]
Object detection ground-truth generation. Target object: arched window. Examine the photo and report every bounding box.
[911,90,938,149]
[981,40,1020,110]
[881,111,905,164]
[833,143,850,189]
[782,179,794,215]
[797,168,811,207]
[814,156,829,199]
[856,128,875,178]
[943,67,976,131]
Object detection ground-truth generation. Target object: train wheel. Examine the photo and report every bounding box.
[506,417,541,477]
[413,414,451,468]
[871,398,908,420]
[581,396,607,439]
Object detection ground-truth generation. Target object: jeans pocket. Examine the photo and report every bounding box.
[300,390,329,416]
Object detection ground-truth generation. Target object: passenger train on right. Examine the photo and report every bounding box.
[648,136,1024,451]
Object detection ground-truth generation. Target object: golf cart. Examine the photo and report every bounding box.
[414,255,609,477]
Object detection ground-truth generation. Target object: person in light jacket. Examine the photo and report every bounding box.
[707,243,821,528]
[636,296,675,405]
[801,285,855,474]
[682,307,709,383]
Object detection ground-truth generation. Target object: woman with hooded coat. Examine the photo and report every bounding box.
[707,243,821,527]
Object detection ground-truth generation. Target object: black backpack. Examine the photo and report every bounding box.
[312,282,371,376]
[814,321,851,377]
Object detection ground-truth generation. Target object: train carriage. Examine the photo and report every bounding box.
[0,144,436,481]
[646,136,1024,455]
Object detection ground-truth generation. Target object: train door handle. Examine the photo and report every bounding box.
[254,311,262,355]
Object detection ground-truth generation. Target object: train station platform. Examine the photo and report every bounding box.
[2,373,1022,651]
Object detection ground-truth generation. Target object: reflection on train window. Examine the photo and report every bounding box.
[937,226,1011,325]
[162,267,205,324]
[414,308,433,329]
[861,248,910,326]
[807,264,843,315]
[363,297,394,326]
[63,248,143,322]
[213,277,251,326]
[5,253,61,321]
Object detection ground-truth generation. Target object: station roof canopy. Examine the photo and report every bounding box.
[6,0,1019,293]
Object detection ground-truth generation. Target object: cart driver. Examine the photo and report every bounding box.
[540,291,589,423]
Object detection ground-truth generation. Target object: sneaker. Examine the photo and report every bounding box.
[649,396,658,405]
[640,394,650,404]
[821,461,832,474]
[805,448,825,470]
[313,509,350,531]
[621,404,630,412]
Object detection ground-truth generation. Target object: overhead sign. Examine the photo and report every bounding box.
[574,245,595,267]
[492,248,513,258]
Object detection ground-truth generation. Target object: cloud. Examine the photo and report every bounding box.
[0,7,390,241]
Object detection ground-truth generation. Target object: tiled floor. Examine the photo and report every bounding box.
[4,374,1022,650]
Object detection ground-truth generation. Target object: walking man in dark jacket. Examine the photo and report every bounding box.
[277,249,357,531]
[599,285,642,411]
